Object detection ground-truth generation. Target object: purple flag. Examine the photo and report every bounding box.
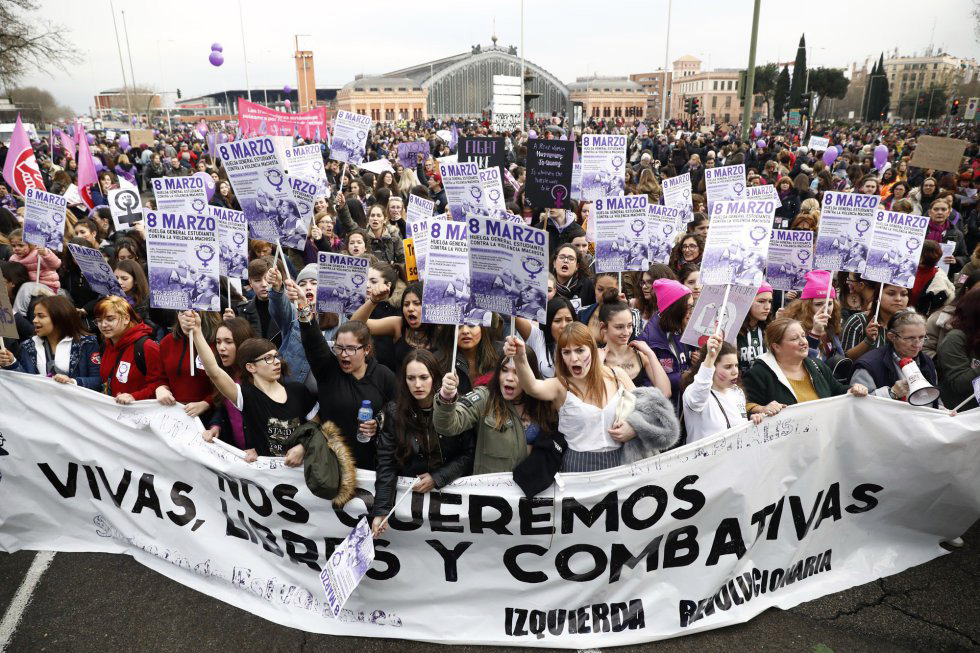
[449,124,458,151]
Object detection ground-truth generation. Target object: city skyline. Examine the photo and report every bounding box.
[14,0,980,114]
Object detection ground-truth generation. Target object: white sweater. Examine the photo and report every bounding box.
[682,365,749,444]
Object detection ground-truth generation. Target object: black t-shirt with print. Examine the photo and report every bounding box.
[236,381,318,456]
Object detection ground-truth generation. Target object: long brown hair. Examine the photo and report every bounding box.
[35,295,89,341]
[392,349,443,463]
[114,259,150,305]
[555,322,610,405]
[783,297,841,335]
[486,348,554,432]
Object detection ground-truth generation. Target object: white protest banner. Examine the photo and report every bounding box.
[701,199,775,287]
[0,272,18,339]
[23,187,67,252]
[594,195,651,273]
[646,204,682,265]
[316,252,369,316]
[3,371,980,647]
[704,164,746,214]
[421,220,488,326]
[108,186,144,232]
[467,215,549,322]
[357,159,395,176]
[144,210,221,311]
[492,113,522,133]
[63,183,83,207]
[570,162,583,200]
[662,173,693,231]
[151,176,210,216]
[815,192,879,274]
[767,229,814,291]
[330,110,371,165]
[67,243,124,298]
[217,137,283,243]
[406,194,434,226]
[807,136,830,152]
[479,166,508,219]
[580,134,627,200]
[211,206,249,280]
[282,175,321,250]
[284,144,330,194]
[681,284,757,346]
[862,209,930,288]
[438,160,481,222]
[320,518,375,617]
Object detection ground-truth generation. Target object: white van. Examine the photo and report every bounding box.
[0,122,39,144]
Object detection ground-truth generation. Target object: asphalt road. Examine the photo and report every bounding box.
[1,522,978,653]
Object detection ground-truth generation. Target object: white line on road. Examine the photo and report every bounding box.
[0,551,56,653]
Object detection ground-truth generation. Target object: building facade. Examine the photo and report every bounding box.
[334,76,427,121]
[883,50,979,116]
[629,70,672,120]
[668,56,746,123]
[294,49,317,112]
[94,88,161,119]
[568,76,648,120]
[383,39,569,119]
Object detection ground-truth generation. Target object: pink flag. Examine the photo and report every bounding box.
[2,115,45,196]
[59,130,76,161]
[76,126,98,209]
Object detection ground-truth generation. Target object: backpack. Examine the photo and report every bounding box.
[103,335,150,378]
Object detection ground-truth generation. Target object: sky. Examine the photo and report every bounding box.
[16,0,980,114]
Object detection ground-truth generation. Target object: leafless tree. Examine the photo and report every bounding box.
[0,0,83,90]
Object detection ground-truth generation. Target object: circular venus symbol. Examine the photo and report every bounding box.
[797,249,811,263]
[522,256,544,275]
[551,184,568,208]
[470,187,482,200]
[856,218,871,235]
[233,233,245,245]
[265,169,284,191]
[351,274,365,285]
[733,182,745,195]
[611,156,624,168]
[749,225,768,245]
[489,189,501,202]
[191,198,206,212]
[195,244,216,264]
[905,236,920,253]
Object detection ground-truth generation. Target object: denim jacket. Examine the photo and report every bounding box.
[267,287,312,386]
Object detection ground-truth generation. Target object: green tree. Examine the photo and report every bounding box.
[808,68,849,118]
[865,53,891,121]
[774,65,791,121]
[788,34,807,109]
[0,0,82,89]
[747,63,779,118]
[897,86,948,120]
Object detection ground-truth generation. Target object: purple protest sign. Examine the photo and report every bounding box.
[421,220,488,326]
[406,194,434,227]
[680,284,757,347]
[316,252,369,316]
[151,176,209,215]
[281,174,321,250]
[467,215,549,322]
[661,173,693,232]
[862,209,930,288]
[814,192,879,274]
[525,139,574,210]
[23,188,67,252]
[478,167,508,220]
[319,517,375,618]
[646,204,682,265]
[284,144,330,194]
[767,229,814,291]
[580,135,627,200]
[594,195,651,273]
[330,110,371,165]
[144,211,220,311]
[67,243,124,298]
[704,164,746,214]
[397,141,429,169]
[438,160,481,222]
[211,206,249,279]
[701,199,776,287]
[217,137,286,244]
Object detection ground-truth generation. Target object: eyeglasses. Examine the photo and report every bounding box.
[681,244,699,250]
[890,333,926,344]
[252,353,283,365]
[556,254,577,263]
[332,344,365,356]
[94,315,119,326]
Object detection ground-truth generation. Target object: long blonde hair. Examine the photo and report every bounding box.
[554,322,611,405]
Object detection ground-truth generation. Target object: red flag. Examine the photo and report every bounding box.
[59,130,76,161]
[2,115,45,196]
[76,126,98,209]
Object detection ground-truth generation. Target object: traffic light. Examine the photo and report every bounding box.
[691,98,700,114]
[177,88,182,99]
[801,92,812,116]
[950,98,960,116]
[683,98,691,113]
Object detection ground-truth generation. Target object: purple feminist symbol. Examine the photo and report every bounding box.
[351,273,365,286]
[313,161,323,172]
[551,184,568,208]
[489,189,501,202]
[52,212,64,225]
[299,202,311,214]
[196,244,216,264]
[905,236,921,253]
[191,198,206,213]
[682,189,691,199]
[266,169,284,191]
[356,130,366,141]
[855,218,871,236]
[631,218,645,236]
[470,187,483,200]
[797,249,811,263]
[663,224,674,237]
[233,233,246,245]
[733,182,745,195]
[749,225,768,245]
[522,256,544,275]
[611,156,624,168]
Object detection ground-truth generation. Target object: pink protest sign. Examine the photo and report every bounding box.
[237,99,328,142]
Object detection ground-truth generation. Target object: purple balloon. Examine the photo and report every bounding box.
[874,144,889,171]
[284,99,292,109]
[756,139,766,149]
[283,85,292,94]
[119,137,131,153]
[194,171,216,201]
[752,126,762,138]
[528,130,537,139]
[218,132,228,144]
[209,51,224,67]
[822,147,839,166]
[211,43,223,53]
[86,133,95,145]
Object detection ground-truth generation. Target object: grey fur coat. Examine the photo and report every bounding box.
[622,387,680,463]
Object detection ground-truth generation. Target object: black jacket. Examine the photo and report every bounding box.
[371,400,475,517]
[235,297,282,347]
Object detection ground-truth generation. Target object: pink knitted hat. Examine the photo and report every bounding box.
[800,269,837,300]
[653,279,692,311]
[757,280,774,295]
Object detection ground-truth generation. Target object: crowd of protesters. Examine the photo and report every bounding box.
[1,111,978,541]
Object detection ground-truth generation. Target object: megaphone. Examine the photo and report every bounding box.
[899,358,940,406]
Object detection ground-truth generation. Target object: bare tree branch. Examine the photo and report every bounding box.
[0,0,83,87]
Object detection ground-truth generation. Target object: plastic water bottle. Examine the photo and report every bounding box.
[356,400,374,443]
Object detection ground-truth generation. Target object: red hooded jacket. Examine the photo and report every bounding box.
[158,333,215,403]
[100,322,164,399]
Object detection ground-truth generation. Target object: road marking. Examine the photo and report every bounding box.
[0,551,55,653]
